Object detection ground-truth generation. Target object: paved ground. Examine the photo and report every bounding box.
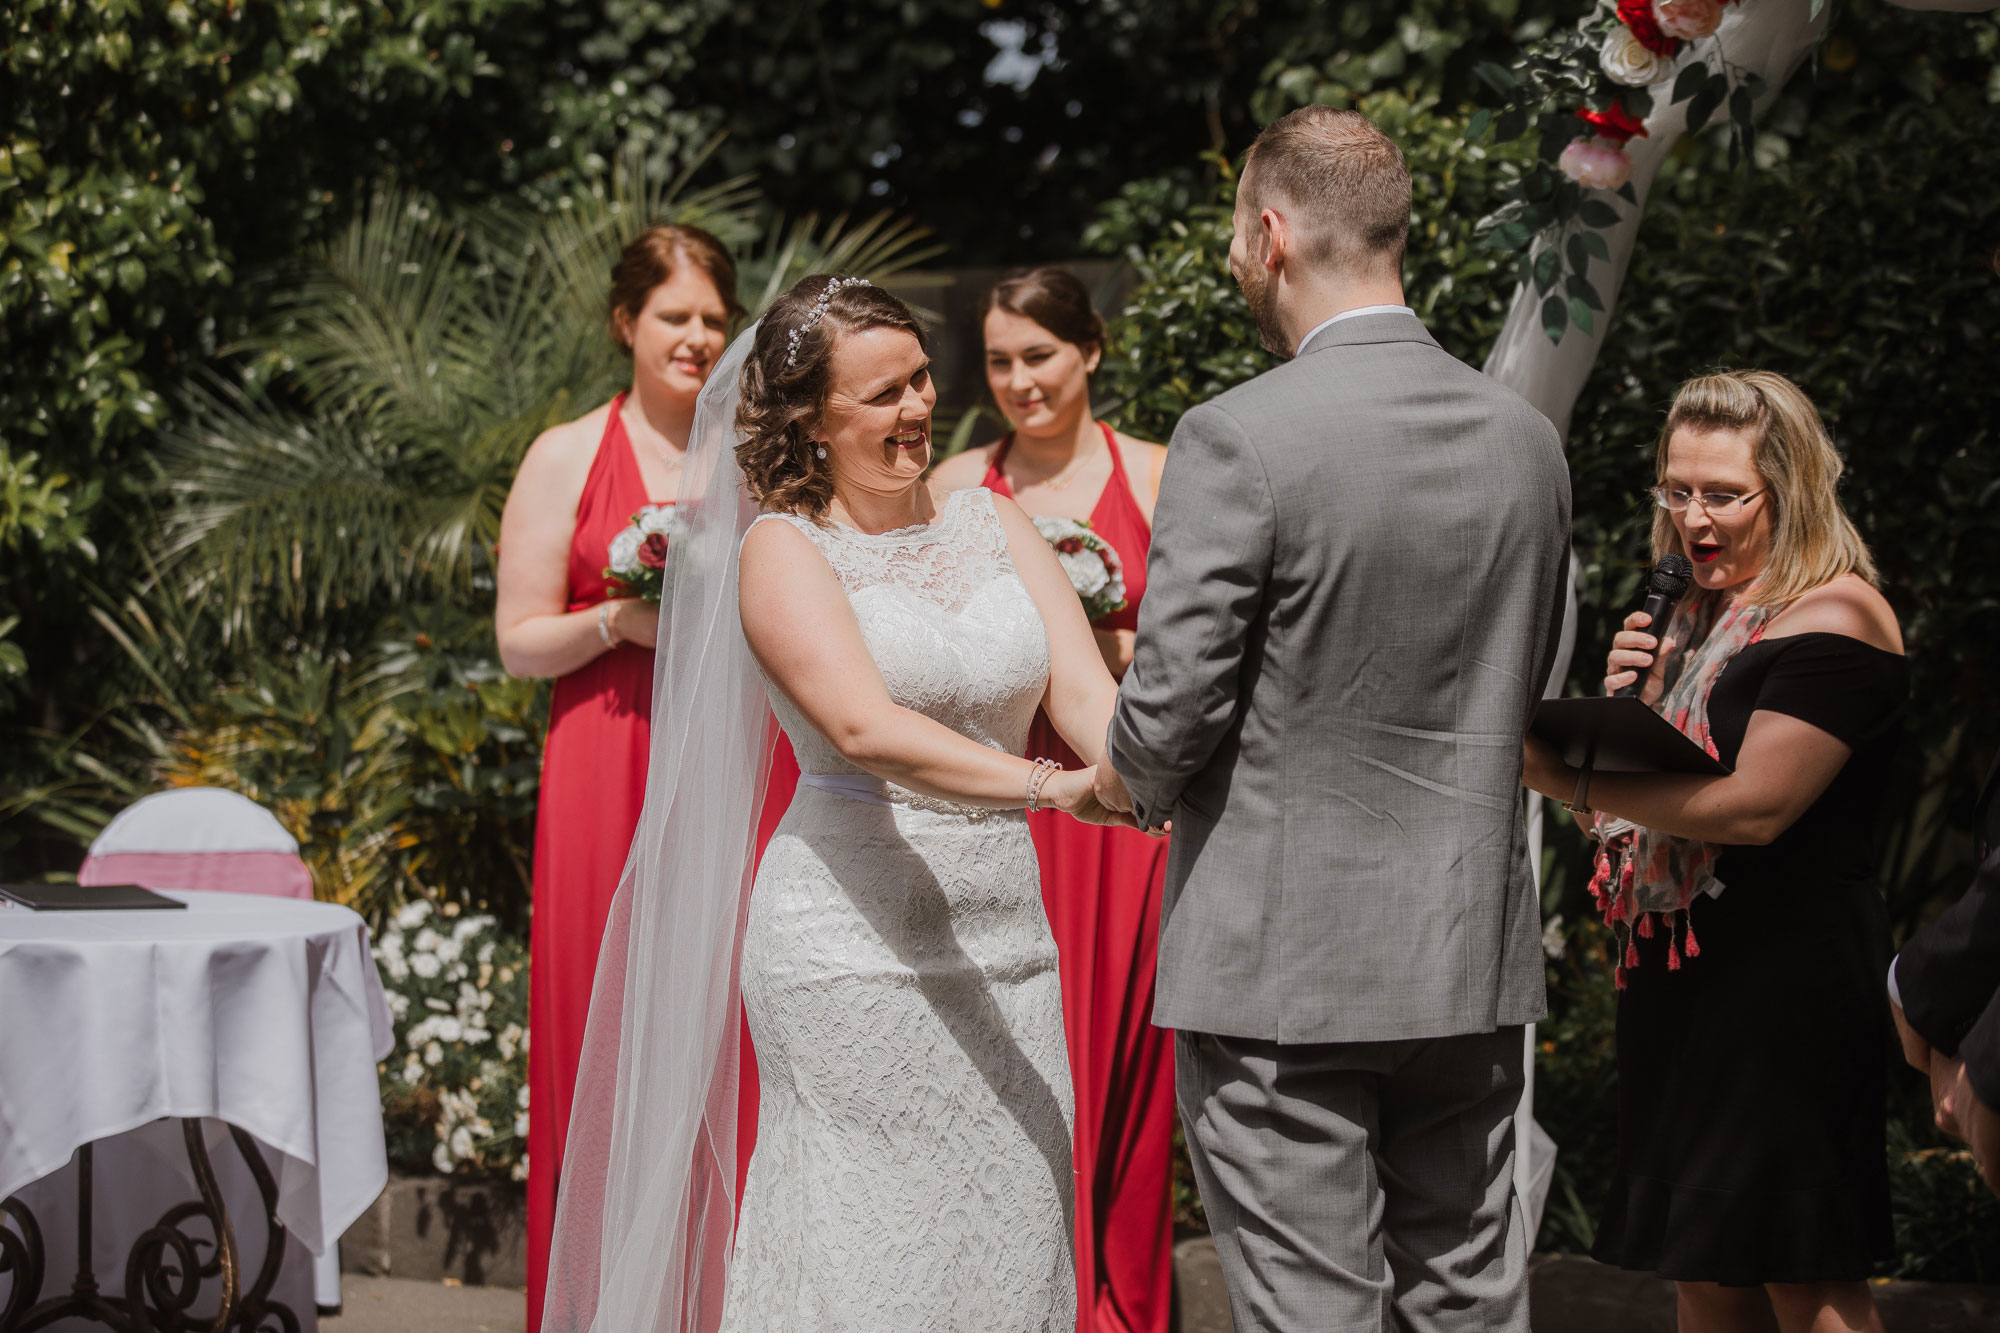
[325,1247,2000,1333]
[322,1277,526,1333]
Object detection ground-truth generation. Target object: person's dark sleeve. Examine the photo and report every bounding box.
[1962,986,2000,1110]
[1749,633,1906,749]
[1900,843,2000,1058]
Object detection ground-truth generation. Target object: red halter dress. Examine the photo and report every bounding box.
[983,423,1174,1333]
[524,396,798,1331]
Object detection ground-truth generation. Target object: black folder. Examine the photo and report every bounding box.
[0,882,187,911]
[1530,696,1730,776]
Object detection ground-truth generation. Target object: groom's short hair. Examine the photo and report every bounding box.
[1243,107,1410,277]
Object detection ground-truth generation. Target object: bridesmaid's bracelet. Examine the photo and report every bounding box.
[597,602,622,649]
[1025,757,1060,812]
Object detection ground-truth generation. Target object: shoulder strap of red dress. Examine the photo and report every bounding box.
[1096,420,1129,489]
[1091,420,1151,532]
[589,391,636,491]
[980,434,1016,499]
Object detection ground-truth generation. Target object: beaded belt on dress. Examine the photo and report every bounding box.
[797,772,995,821]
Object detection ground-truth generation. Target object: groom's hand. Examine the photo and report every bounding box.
[1093,761,1135,816]
[1046,768,1141,830]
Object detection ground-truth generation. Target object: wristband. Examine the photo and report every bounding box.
[1562,762,1594,816]
[598,602,622,649]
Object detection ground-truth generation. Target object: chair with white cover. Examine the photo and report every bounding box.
[76,786,345,1311]
[79,787,315,901]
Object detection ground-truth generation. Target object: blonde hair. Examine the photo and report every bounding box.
[1652,369,1877,607]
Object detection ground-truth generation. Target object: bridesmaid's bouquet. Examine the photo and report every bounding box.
[1031,515,1128,623]
[604,504,687,603]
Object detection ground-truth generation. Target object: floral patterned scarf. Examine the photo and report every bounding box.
[1586,591,1779,986]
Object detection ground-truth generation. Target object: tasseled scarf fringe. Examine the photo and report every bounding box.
[1589,842,1701,989]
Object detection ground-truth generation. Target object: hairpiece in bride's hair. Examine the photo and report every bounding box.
[785,275,872,368]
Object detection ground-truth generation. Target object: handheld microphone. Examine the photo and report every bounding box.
[1613,553,1694,699]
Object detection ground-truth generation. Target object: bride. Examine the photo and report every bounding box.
[541,274,1139,1333]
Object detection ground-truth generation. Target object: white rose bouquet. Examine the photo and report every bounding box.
[1031,515,1128,624]
[604,504,687,602]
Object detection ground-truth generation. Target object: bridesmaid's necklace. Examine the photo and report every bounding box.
[1012,431,1103,493]
[624,399,688,479]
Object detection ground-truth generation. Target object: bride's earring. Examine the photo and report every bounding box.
[815,444,828,459]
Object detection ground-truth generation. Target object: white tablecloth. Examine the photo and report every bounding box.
[0,890,394,1254]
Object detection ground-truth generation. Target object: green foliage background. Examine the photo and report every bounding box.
[5,0,1999,1262]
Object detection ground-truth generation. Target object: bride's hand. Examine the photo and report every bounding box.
[1041,766,1140,829]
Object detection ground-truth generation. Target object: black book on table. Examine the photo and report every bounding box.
[1530,696,1731,776]
[0,883,187,911]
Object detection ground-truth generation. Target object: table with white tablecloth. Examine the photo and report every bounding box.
[0,890,394,1331]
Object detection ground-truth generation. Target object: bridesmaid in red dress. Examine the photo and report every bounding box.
[496,226,797,1332]
[932,267,1174,1333]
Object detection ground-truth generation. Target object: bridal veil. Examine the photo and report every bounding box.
[542,327,770,1332]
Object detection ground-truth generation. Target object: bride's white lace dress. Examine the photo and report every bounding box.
[722,487,1077,1331]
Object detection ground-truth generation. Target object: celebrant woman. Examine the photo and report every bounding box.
[495,225,800,1333]
[1522,370,1903,1333]
[933,266,1175,1333]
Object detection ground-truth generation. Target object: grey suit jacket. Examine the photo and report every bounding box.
[1109,311,1571,1044]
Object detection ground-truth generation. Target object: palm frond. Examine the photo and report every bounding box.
[739,211,947,320]
[257,187,486,436]
[159,373,448,620]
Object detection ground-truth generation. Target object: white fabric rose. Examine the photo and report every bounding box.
[1056,549,1111,598]
[607,527,645,575]
[1600,28,1673,87]
[636,504,676,537]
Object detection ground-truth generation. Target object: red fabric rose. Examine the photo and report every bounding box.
[1616,0,1682,58]
[637,533,670,569]
[1055,537,1085,554]
[1577,99,1650,145]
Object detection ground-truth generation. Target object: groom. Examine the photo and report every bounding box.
[1095,107,1570,1332]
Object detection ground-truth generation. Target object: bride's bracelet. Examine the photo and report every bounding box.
[1024,757,1061,812]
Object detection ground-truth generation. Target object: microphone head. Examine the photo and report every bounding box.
[1651,553,1695,601]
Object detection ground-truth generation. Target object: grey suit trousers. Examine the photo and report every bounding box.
[1176,1027,1529,1333]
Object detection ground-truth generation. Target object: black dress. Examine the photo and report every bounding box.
[1591,632,1908,1286]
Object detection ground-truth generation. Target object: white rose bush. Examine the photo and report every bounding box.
[374,898,531,1180]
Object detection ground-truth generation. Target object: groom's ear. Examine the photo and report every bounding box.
[1258,206,1292,275]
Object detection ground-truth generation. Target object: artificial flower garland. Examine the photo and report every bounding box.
[1470,0,1795,343]
[1561,0,1744,193]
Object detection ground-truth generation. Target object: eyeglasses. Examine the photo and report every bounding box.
[1649,485,1765,517]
